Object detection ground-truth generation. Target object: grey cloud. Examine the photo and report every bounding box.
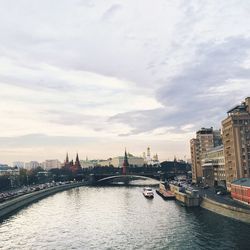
[111,37,250,134]
[101,4,122,21]
[157,37,250,106]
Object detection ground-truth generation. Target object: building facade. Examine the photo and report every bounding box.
[201,145,226,187]
[12,161,25,169]
[25,161,40,170]
[190,138,200,183]
[222,97,250,189]
[190,127,222,183]
[99,154,144,168]
[231,178,250,206]
[43,159,61,170]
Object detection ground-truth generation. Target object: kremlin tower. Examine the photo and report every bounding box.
[122,149,129,175]
[63,153,82,174]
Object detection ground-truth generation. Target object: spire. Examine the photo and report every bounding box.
[122,149,129,175]
[66,152,69,164]
[76,153,79,163]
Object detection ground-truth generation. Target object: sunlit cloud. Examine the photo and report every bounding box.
[0,0,250,163]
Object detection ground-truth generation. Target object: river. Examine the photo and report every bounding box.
[0,186,250,250]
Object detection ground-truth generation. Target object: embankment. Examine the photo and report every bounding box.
[0,182,85,219]
[200,197,250,224]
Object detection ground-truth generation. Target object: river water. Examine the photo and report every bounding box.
[0,186,250,250]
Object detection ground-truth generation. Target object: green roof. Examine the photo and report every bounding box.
[232,178,250,187]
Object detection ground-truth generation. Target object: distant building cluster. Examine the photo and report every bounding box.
[12,160,62,171]
[142,147,160,166]
[94,147,160,168]
[190,97,250,197]
[8,146,160,172]
[98,153,144,167]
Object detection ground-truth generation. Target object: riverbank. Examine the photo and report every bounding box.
[0,182,85,219]
[200,196,250,224]
[168,183,250,223]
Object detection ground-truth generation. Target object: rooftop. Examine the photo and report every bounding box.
[232,178,250,187]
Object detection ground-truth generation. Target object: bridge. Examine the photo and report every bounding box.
[89,173,160,186]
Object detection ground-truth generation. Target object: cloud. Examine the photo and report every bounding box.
[0,134,95,147]
[0,0,250,163]
[111,37,250,134]
[101,4,122,21]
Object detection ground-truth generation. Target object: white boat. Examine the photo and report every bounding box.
[143,187,154,198]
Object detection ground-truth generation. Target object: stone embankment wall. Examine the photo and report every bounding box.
[169,184,200,207]
[0,183,84,219]
[200,197,250,224]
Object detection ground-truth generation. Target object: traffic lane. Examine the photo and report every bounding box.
[197,187,250,210]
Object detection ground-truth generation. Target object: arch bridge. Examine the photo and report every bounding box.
[90,174,160,186]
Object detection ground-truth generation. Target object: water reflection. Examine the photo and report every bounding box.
[0,186,249,250]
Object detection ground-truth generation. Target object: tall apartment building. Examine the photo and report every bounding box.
[222,97,250,190]
[190,127,222,183]
[201,145,226,187]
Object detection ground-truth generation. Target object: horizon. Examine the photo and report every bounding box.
[1,1,250,164]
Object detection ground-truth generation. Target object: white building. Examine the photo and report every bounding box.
[143,147,160,166]
[99,154,144,168]
[80,159,98,168]
[25,161,40,170]
[43,159,61,170]
[12,161,25,169]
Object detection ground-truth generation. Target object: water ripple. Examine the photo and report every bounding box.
[0,186,250,249]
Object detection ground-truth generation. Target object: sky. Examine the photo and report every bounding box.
[0,0,250,165]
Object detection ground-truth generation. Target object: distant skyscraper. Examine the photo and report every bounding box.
[222,97,250,190]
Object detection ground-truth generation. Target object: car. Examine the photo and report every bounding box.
[215,186,227,195]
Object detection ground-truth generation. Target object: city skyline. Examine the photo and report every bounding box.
[1,1,250,164]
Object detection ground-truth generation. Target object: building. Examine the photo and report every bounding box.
[190,127,222,183]
[25,161,40,170]
[143,147,160,166]
[201,145,226,187]
[231,178,250,206]
[222,97,250,190]
[190,138,200,183]
[80,159,98,168]
[99,154,144,168]
[12,161,25,169]
[43,159,61,170]
[0,164,19,176]
[62,153,82,174]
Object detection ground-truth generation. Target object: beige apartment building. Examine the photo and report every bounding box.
[201,145,226,187]
[190,127,222,183]
[222,97,250,190]
[190,138,200,183]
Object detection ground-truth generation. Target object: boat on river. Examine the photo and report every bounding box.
[143,187,154,198]
[156,189,175,200]
[156,182,175,200]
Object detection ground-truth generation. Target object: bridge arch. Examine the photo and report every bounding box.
[96,174,159,185]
